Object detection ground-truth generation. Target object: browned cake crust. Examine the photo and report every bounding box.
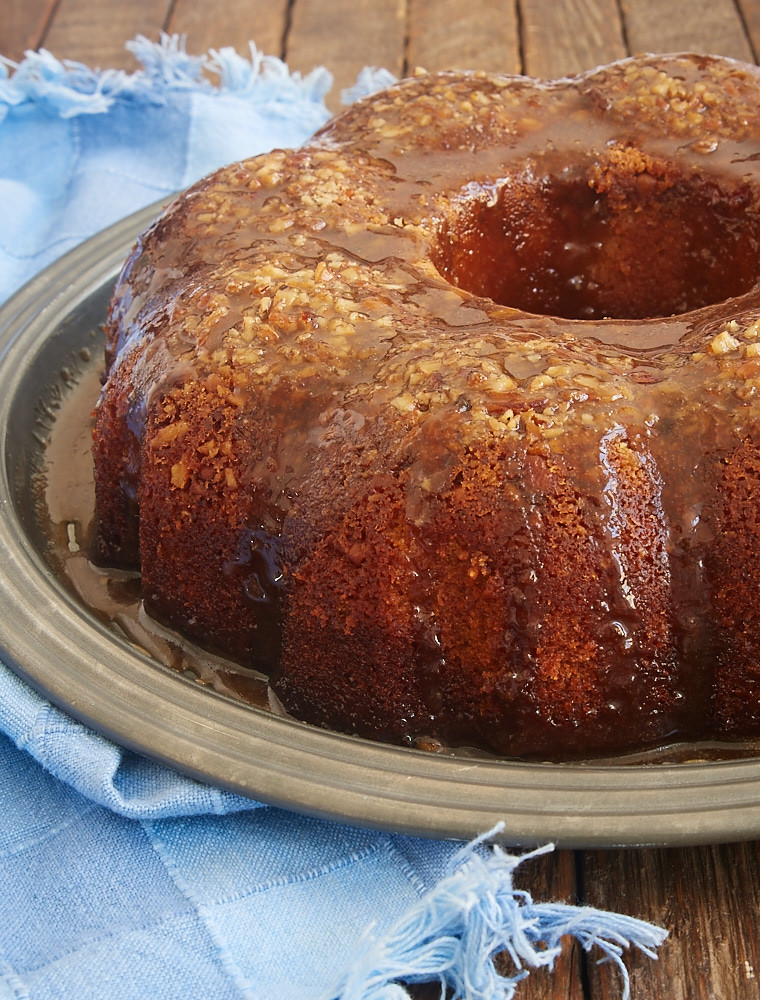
[94,53,760,759]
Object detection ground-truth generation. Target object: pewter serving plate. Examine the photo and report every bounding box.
[3,203,760,849]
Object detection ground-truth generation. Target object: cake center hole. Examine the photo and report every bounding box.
[433,168,760,321]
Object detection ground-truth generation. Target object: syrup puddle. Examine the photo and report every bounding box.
[41,365,276,713]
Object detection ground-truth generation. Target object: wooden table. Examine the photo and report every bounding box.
[4,0,760,996]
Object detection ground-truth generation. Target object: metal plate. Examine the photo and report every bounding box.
[3,203,760,848]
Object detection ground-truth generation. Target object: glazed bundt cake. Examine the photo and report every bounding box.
[93,53,760,759]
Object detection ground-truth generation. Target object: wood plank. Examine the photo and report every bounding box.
[583,843,760,998]
[732,0,760,63]
[285,0,407,111]
[2,0,57,62]
[40,0,172,71]
[521,0,627,79]
[621,0,754,63]
[407,0,521,76]
[508,848,585,999]
[166,0,290,61]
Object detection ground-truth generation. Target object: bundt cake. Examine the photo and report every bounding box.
[93,53,760,759]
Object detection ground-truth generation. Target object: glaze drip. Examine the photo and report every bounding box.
[91,54,760,758]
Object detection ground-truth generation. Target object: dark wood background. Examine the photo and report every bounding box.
[5,0,760,109]
[4,1,760,996]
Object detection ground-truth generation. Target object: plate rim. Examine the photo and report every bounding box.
[2,203,760,848]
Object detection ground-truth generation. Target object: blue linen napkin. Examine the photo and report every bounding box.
[0,36,667,1000]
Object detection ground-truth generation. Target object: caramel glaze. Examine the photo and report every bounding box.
[94,54,760,759]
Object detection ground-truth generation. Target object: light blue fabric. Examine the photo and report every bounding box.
[0,36,667,999]
[0,35,333,304]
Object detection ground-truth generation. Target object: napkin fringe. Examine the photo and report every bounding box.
[340,66,398,106]
[0,33,332,120]
[325,826,667,1000]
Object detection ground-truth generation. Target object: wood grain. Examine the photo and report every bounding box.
[621,0,755,62]
[583,843,760,999]
[736,0,760,62]
[2,0,57,62]
[167,0,290,61]
[521,0,627,78]
[39,0,172,70]
[407,0,521,76]
[508,848,585,999]
[286,0,406,111]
